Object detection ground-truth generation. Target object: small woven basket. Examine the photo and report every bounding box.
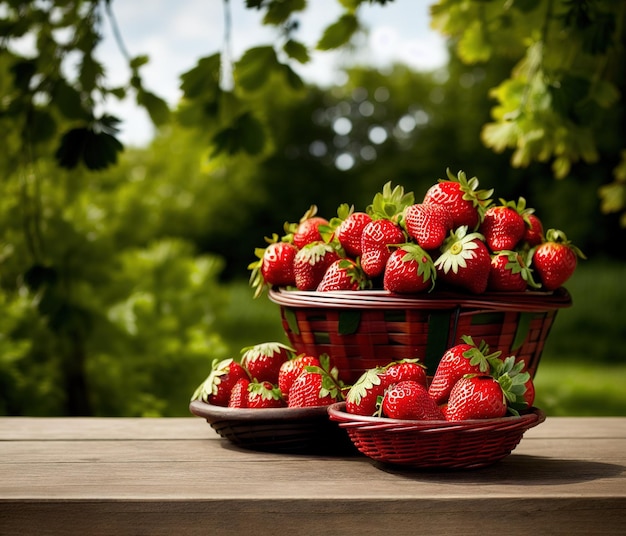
[269,288,571,384]
[327,402,546,469]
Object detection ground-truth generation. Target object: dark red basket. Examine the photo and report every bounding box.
[327,402,545,469]
[269,288,571,384]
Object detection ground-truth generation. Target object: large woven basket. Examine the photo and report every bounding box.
[327,402,546,469]
[269,288,572,384]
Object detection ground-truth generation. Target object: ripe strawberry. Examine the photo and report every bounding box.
[345,366,387,416]
[488,250,540,292]
[286,205,329,249]
[360,219,406,278]
[278,354,321,403]
[434,226,492,294]
[288,354,344,408]
[522,213,544,247]
[381,380,445,420]
[480,197,531,252]
[423,169,492,229]
[490,355,534,411]
[247,380,286,408]
[248,238,298,297]
[402,203,453,250]
[332,204,372,257]
[293,241,340,290]
[228,378,250,408]
[532,229,586,290]
[241,342,293,383]
[381,359,428,389]
[428,336,500,405]
[191,358,249,407]
[317,258,369,291]
[445,375,508,421]
[383,244,436,294]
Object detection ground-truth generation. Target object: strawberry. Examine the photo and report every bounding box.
[522,213,544,247]
[532,229,586,290]
[381,380,445,420]
[331,204,372,258]
[488,250,540,292]
[285,205,329,249]
[227,378,250,408]
[402,202,453,250]
[247,380,286,408]
[383,243,436,294]
[381,359,428,389]
[345,366,387,416]
[248,237,298,297]
[434,226,492,294]
[293,241,340,290]
[480,197,531,252]
[278,354,321,403]
[287,354,344,408]
[360,219,406,278]
[317,258,369,291]
[445,375,508,421]
[490,354,534,411]
[423,169,493,230]
[191,358,249,407]
[240,342,294,383]
[428,336,500,405]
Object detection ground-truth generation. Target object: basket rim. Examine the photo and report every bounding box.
[269,287,572,312]
[189,399,331,424]
[327,401,546,433]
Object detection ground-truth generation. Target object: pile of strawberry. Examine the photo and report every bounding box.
[345,336,533,421]
[249,169,585,296]
[191,342,345,409]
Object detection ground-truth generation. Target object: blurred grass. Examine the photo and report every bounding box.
[221,257,626,416]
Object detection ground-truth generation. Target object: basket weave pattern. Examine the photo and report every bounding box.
[270,288,571,384]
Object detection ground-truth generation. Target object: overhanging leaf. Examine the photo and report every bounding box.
[235,46,279,91]
[317,14,358,50]
[137,89,170,126]
[263,0,306,25]
[180,53,221,100]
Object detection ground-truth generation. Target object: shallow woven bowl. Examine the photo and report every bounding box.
[269,288,572,384]
[327,402,545,469]
[189,400,355,455]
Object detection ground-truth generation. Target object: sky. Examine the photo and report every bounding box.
[96,0,448,146]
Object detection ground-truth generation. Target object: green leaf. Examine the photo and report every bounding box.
[457,19,492,63]
[180,54,221,99]
[211,112,265,157]
[53,80,89,121]
[283,39,310,64]
[317,13,358,50]
[129,55,149,70]
[55,126,124,170]
[235,46,279,91]
[282,63,304,90]
[263,0,306,25]
[137,89,170,126]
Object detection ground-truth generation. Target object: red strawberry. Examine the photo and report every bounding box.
[445,375,508,421]
[480,197,531,252]
[333,204,372,257]
[402,203,453,250]
[241,342,293,383]
[490,355,534,411]
[228,378,250,408]
[191,358,249,407]
[317,258,369,291]
[247,380,286,408]
[381,359,428,389]
[345,366,387,416]
[488,250,539,292]
[248,238,298,297]
[287,355,344,408]
[532,229,586,290]
[278,354,321,402]
[428,336,499,405]
[293,241,340,290]
[522,213,544,247]
[360,219,406,278]
[434,226,492,294]
[423,169,492,229]
[286,205,329,249]
[381,380,445,420]
[383,244,436,294]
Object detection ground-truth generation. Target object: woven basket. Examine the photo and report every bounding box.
[269,288,572,384]
[327,402,545,469]
[189,400,355,455]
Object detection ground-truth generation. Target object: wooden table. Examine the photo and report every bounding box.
[1,416,625,535]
